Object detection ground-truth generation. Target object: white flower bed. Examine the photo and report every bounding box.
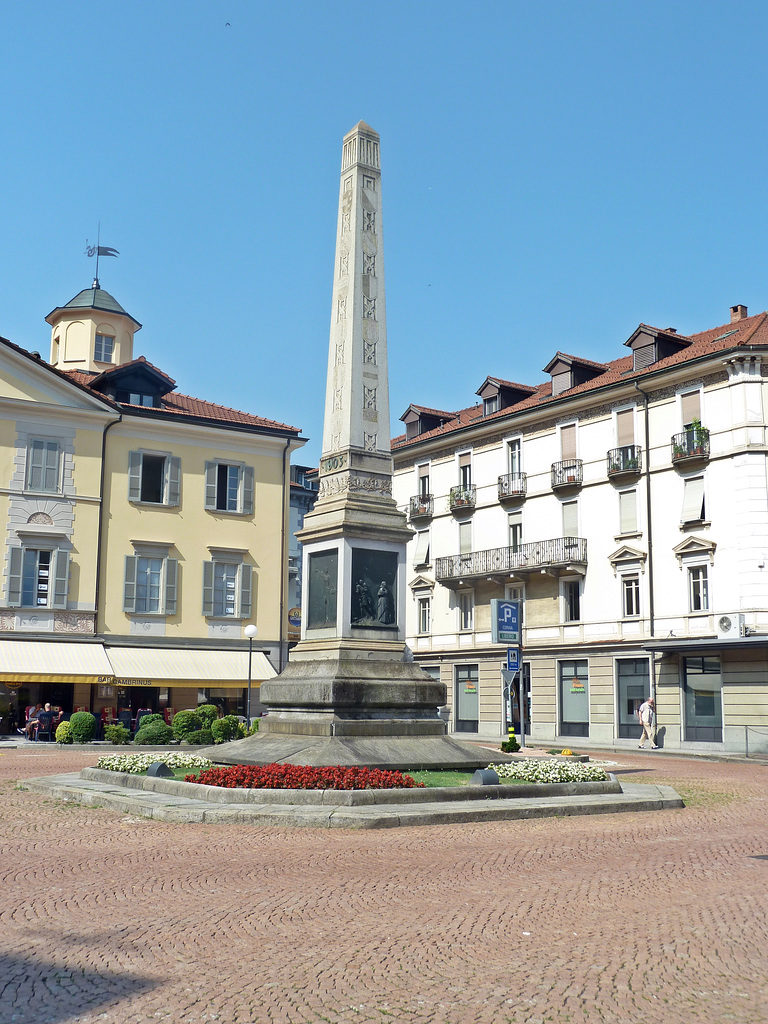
[96,752,214,774]
[487,759,608,783]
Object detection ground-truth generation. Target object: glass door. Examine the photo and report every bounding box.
[559,660,589,737]
[616,658,650,738]
[455,664,479,732]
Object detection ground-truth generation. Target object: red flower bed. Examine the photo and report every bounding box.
[184,763,425,790]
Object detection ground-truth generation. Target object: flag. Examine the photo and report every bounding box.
[85,243,119,258]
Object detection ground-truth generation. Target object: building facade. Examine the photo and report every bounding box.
[0,283,304,725]
[393,305,768,756]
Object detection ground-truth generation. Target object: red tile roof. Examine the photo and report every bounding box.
[393,312,768,450]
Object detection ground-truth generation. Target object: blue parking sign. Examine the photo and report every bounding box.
[491,599,520,644]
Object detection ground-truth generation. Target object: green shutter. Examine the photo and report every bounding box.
[52,550,69,609]
[242,466,254,515]
[240,563,253,619]
[165,558,178,616]
[202,560,214,615]
[44,442,60,491]
[167,456,181,506]
[204,462,217,509]
[128,452,142,501]
[123,555,137,612]
[7,547,22,607]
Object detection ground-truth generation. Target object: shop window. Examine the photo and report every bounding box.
[559,659,589,737]
[683,656,722,742]
[455,664,478,732]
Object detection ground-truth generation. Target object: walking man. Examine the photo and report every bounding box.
[638,697,658,749]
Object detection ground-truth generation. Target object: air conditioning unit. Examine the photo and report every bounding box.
[716,613,745,639]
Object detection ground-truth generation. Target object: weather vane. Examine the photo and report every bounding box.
[84,222,119,287]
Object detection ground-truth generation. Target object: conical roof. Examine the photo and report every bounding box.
[46,287,142,328]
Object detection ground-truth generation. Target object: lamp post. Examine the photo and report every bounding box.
[244,624,258,726]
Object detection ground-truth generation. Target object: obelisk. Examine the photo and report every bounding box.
[211,123,487,769]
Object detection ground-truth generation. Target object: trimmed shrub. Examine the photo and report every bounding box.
[104,723,131,745]
[55,721,73,744]
[136,713,164,731]
[196,704,219,728]
[248,719,260,736]
[171,709,202,740]
[69,711,97,744]
[210,715,244,744]
[501,737,520,753]
[183,728,213,745]
[134,721,174,745]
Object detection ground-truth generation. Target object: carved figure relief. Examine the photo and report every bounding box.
[364,386,377,410]
[335,340,345,366]
[363,340,377,364]
[27,512,54,525]
[363,210,375,234]
[339,251,349,277]
[363,296,376,320]
[364,432,378,452]
[363,252,376,276]
[337,296,347,321]
[54,612,94,634]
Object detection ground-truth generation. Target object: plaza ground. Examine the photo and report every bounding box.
[0,744,766,1024]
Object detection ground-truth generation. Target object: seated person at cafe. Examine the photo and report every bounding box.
[31,703,56,739]
[20,703,43,738]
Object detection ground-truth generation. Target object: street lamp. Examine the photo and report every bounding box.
[244,624,258,726]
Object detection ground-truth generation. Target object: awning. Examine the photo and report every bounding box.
[0,640,114,684]
[105,647,276,687]
[644,636,768,653]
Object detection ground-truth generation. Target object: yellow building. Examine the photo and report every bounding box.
[0,283,304,727]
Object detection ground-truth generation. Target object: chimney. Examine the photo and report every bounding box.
[731,304,748,322]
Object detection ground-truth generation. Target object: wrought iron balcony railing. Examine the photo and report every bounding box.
[435,536,587,582]
[449,484,476,511]
[671,427,710,463]
[551,459,583,489]
[409,494,434,518]
[498,472,528,500]
[607,445,642,478]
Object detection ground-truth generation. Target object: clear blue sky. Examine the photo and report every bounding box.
[2,1,767,464]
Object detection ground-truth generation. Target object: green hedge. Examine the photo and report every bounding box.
[69,711,97,743]
[134,721,174,745]
[172,709,202,740]
[184,728,213,745]
[210,715,245,744]
[55,721,73,744]
[104,723,131,745]
[196,704,219,728]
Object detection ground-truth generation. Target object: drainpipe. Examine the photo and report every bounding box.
[634,380,657,709]
[94,414,122,636]
[278,437,292,672]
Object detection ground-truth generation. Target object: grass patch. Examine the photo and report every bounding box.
[408,769,531,787]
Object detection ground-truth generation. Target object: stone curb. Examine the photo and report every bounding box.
[20,772,684,828]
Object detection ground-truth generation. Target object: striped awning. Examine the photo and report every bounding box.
[0,640,114,684]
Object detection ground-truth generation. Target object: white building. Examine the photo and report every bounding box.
[392,305,768,755]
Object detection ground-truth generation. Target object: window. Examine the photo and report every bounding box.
[560,423,577,460]
[204,462,255,514]
[26,440,60,492]
[128,452,181,506]
[483,395,499,416]
[508,510,522,551]
[619,489,638,534]
[202,560,253,618]
[418,596,431,634]
[684,656,722,741]
[559,659,589,737]
[688,564,709,612]
[562,500,578,538]
[413,530,430,567]
[417,464,430,497]
[563,579,581,622]
[458,590,474,631]
[680,389,701,428]
[123,553,178,615]
[616,408,635,447]
[94,334,114,362]
[458,521,472,571]
[7,547,69,609]
[681,476,705,524]
[616,658,650,737]
[455,664,479,731]
[622,574,640,617]
[458,452,472,489]
[508,438,522,476]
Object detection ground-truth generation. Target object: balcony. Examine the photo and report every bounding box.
[435,536,587,585]
[498,472,528,501]
[671,426,710,465]
[551,459,583,490]
[607,445,642,479]
[449,484,476,512]
[409,494,434,519]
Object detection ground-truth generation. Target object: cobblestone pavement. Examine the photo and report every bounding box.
[1,744,766,1024]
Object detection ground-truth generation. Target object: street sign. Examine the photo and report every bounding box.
[506,647,521,672]
[491,599,520,644]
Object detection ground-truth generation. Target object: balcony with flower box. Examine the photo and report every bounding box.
[607,445,642,480]
[551,459,583,491]
[409,494,434,520]
[671,424,710,466]
[498,472,528,502]
[449,484,476,513]
[435,536,587,586]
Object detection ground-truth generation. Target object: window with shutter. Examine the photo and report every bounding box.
[681,477,705,523]
[619,490,638,534]
[458,452,472,488]
[27,440,60,492]
[560,424,577,460]
[562,500,578,538]
[413,531,430,566]
[681,390,701,427]
[616,409,634,447]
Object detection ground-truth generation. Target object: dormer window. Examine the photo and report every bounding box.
[476,378,537,415]
[625,326,691,370]
[543,354,608,397]
[483,395,499,416]
[94,334,114,362]
[118,391,156,408]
